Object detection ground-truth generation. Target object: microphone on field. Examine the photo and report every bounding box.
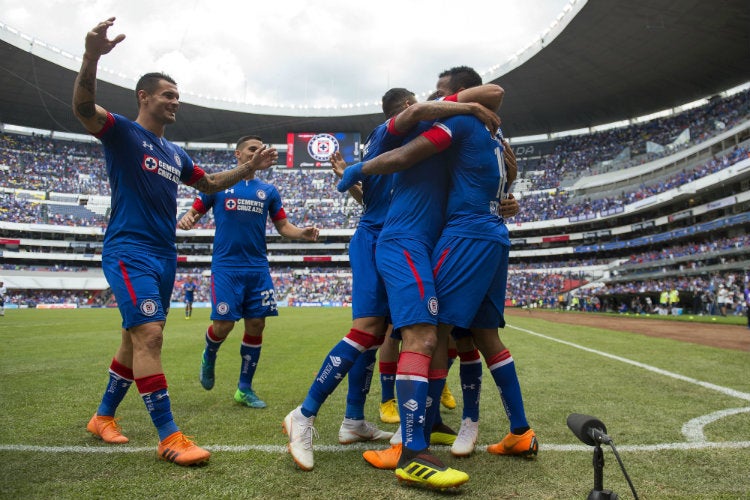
[567,413,613,445]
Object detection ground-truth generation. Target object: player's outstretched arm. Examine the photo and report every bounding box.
[274,219,320,242]
[456,84,504,112]
[393,100,499,135]
[193,146,278,194]
[72,17,125,134]
[337,136,438,192]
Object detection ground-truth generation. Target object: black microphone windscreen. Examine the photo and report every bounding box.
[567,413,607,446]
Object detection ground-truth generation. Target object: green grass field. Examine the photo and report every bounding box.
[1,308,748,499]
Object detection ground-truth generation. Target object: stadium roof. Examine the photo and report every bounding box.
[1,0,748,144]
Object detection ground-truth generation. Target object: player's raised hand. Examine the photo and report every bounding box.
[331,151,347,179]
[249,145,278,171]
[469,102,501,133]
[84,17,125,60]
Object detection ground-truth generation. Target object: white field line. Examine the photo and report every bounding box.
[507,323,750,447]
[2,323,749,456]
[3,441,750,454]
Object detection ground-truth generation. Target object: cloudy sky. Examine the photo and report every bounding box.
[1,0,573,112]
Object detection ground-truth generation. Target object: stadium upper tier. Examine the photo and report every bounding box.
[2,88,748,229]
[2,0,749,142]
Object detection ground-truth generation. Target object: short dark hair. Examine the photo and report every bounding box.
[135,72,177,106]
[236,135,263,150]
[438,66,482,93]
[381,88,415,118]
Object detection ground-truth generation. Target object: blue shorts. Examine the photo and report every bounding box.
[350,227,389,320]
[376,238,439,331]
[433,236,509,329]
[102,251,175,329]
[210,268,279,322]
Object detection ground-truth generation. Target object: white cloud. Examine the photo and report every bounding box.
[1,0,572,107]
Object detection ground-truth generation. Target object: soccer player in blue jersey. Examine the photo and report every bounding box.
[283,88,500,473]
[337,80,503,488]
[183,279,196,319]
[428,67,535,460]
[177,135,319,409]
[339,67,534,479]
[73,18,277,467]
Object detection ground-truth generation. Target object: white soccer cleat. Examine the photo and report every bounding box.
[283,406,318,471]
[390,425,402,445]
[451,417,479,457]
[338,418,394,444]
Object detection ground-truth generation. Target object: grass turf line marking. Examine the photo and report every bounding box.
[682,407,750,442]
[506,324,750,402]
[3,441,750,454]
[4,323,750,456]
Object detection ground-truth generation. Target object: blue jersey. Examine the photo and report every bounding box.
[183,281,196,301]
[378,122,449,247]
[196,178,284,270]
[357,118,403,231]
[430,115,510,246]
[95,112,203,258]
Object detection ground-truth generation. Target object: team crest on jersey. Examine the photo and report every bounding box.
[256,189,267,200]
[307,133,339,162]
[140,299,158,316]
[174,154,182,168]
[216,302,230,315]
[427,297,439,316]
[224,198,238,211]
[142,155,159,172]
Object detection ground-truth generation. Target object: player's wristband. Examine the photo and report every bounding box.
[336,162,365,192]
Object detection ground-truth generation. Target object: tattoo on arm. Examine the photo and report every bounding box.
[194,167,248,194]
[76,101,97,119]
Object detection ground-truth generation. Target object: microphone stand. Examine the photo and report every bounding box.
[588,442,618,500]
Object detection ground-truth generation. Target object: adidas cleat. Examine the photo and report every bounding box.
[395,452,469,489]
[199,351,215,390]
[430,422,457,446]
[234,387,267,409]
[86,414,129,444]
[157,431,210,466]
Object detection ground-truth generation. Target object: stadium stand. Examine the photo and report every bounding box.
[1,0,749,318]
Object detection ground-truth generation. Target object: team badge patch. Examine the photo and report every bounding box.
[140,299,158,316]
[174,153,182,168]
[256,189,267,200]
[428,297,439,316]
[142,155,158,172]
[216,302,230,315]
[307,133,340,162]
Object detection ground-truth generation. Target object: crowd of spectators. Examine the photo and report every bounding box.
[620,235,750,267]
[518,87,750,191]
[2,88,748,229]
[512,145,748,223]
[4,267,747,319]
